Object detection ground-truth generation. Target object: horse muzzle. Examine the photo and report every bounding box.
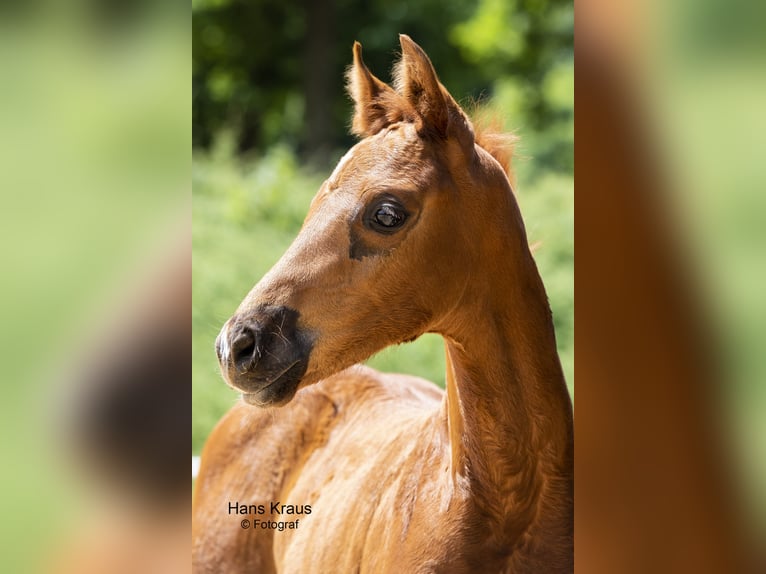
[216,305,312,406]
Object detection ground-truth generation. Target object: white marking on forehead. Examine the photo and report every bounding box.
[328,146,358,185]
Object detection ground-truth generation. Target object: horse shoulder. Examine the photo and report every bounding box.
[193,366,447,573]
[192,385,340,573]
[193,366,442,513]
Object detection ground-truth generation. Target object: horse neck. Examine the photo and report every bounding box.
[439,223,573,542]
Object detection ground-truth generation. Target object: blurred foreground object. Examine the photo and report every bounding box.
[65,238,190,503]
[0,3,189,573]
[576,0,764,571]
[54,232,190,574]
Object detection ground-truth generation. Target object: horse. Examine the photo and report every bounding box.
[192,35,573,573]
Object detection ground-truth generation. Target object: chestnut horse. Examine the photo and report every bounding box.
[193,35,573,573]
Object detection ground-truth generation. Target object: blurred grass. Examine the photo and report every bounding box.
[653,59,766,540]
[192,141,573,454]
[0,8,189,573]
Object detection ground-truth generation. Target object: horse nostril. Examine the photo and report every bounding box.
[230,328,258,368]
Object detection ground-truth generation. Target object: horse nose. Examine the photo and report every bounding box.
[216,306,311,403]
[231,325,256,366]
[221,322,263,371]
[217,306,300,374]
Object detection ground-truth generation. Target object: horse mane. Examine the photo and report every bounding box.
[469,106,519,184]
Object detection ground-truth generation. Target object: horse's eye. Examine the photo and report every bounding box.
[371,203,406,230]
[374,205,403,227]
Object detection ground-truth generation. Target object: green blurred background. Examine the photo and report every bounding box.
[0,4,189,572]
[0,1,763,571]
[192,0,575,454]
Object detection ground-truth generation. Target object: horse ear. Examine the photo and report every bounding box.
[346,41,404,137]
[396,35,474,152]
[396,35,450,136]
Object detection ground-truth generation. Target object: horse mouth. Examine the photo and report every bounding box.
[235,358,307,407]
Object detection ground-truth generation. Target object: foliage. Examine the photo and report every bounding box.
[192,0,572,175]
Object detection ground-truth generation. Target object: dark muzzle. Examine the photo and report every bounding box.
[216,305,311,406]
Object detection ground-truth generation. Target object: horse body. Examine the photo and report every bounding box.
[193,36,573,573]
[194,367,512,573]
